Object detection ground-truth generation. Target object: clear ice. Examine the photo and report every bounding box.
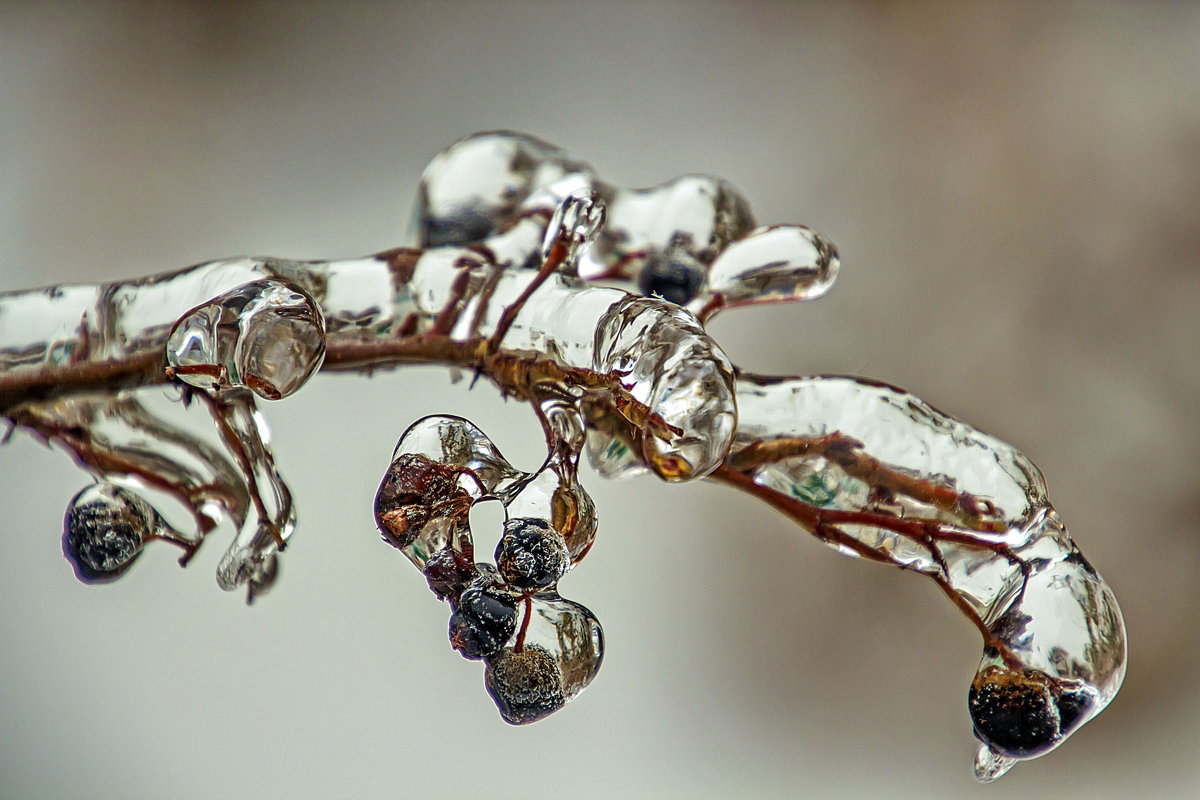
[728,374,1126,778]
[166,278,326,400]
[373,414,605,723]
[0,130,1125,772]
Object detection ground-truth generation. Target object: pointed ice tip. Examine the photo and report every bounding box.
[973,744,1018,783]
[542,190,606,269]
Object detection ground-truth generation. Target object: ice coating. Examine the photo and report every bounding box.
[411,132,842,321]
[373,414,604,724]
[698,225,841,321]
[725,374,1126,777]
[588,297,736,480]
[166,278,326,400]
[0,130,1125,773]
[9,392,248,538]
[62,482,186,582]
[416,131,595,247]
[484,592,604,724]
[207,389,295,601]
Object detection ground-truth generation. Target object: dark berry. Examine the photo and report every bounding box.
[374,454,466,550]
[448,578,518,660]
[968,667,1076,758]
[637,253,704,306]
[485,644,565,725]
[62,484,151,582]
[423,548,478,600]
[421,212,497,248]
[495,517,568,591]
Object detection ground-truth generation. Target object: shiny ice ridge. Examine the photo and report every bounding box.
[0,130,1124,777]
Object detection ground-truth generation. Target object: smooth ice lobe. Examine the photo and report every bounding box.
[166,278,326,401]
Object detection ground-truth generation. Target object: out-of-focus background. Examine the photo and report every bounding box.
[2,2,1198,797]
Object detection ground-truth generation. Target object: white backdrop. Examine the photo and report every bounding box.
[3,2,1199,797]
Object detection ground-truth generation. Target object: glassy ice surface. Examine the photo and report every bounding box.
[166,278,326,400]
[0,130,1126,772]
[484,592,604,724]
[731,373,1126,774]
[374,413,604,725]
[210,390,295,600]
[62,482,181,582]
[416,131,595,247]
[8,391,249,536]
[700,225,841,319]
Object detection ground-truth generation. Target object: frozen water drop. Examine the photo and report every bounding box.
[701,225,840,319]
[579,174,756,282]
[62,483,154,582]
[207,391,296,600]
[166,278,325,401]
[973,744,1017,783]
[541,191,606,274]
[590,297,736,480]
[417,132,595,247]
[484,592,603,724]
[503,465,596,564]
[485,644,565,725]
[376,415,529,571]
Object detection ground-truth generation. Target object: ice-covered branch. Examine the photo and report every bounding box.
[0,131,1124,782]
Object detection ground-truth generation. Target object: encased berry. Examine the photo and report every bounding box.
[374,453,467,550]
[637,252,704,306]
[495,517,568,591]
[448,577,518,660]
[485,644,566,725]
[423,547,478,600]
[968,666,1086,758]
[63,484,151,582]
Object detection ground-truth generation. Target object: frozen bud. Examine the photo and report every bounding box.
[423,547,478,601]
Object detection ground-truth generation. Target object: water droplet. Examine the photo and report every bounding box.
[166,278,325,401]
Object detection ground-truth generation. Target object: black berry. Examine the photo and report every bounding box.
[637,253,704,306]
[62,484,150,582]
[485,644,566,725]
[448,576,518,660]
[495,517,568,591]
[969,667,1083,758]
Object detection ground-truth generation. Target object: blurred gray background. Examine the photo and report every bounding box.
[2,1,1198,797]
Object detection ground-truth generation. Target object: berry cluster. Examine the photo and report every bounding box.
[374,416,603,725]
